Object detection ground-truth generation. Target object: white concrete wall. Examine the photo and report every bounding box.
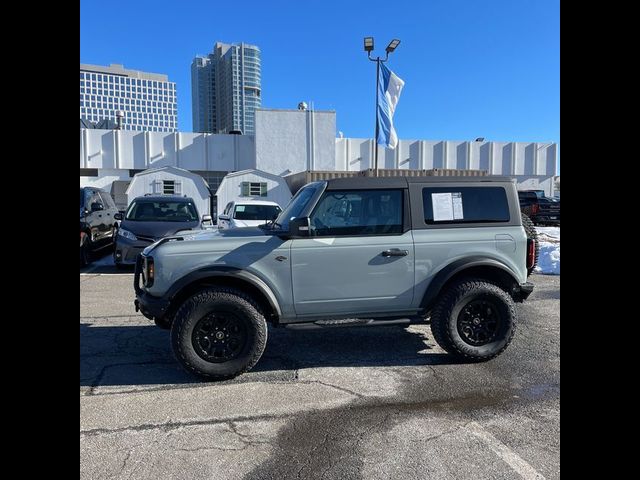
[254,109,336,175]
[126,170,211,216]
[215,171,292,217]
[81,129,254,172]
[81,122,558,198]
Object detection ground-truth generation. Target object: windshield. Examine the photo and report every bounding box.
[234,204,282,221]
[274,185,318,229]
[125,200,199,222]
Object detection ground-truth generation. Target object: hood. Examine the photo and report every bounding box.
[180,226,271,241]
[232,219,271,228]
[142,226,283,257]
[121,219,200,239]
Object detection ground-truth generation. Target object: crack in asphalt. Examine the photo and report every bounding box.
[80,412,287,438]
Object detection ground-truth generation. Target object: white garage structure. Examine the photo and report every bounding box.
[214,169,292,218]
[126,166,212,216]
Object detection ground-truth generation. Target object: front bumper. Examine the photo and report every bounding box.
[115,237,153,265]
[134,255,169,320]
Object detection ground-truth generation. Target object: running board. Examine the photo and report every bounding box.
[285,318,414,330]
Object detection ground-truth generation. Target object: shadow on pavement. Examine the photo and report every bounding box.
[80,321,458,387]
[80,247,134,275]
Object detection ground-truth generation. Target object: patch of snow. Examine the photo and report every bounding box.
[534,227,560,275]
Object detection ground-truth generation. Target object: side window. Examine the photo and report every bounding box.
[99,192,116,209]
[422,187,510,224]
[309,189,403,236]
[88,191,101,209]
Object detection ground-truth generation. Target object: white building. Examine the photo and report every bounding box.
[126,166,212,216]
[80,108,559,197]
[80,63,177,132]
[214,169,292,217]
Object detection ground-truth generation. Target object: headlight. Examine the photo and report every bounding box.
[118,228,137,241]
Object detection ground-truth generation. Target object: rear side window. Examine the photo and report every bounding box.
[422,187,509,224]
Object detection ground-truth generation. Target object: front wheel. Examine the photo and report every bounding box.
[430,279,516,362]
[170,287,268,380]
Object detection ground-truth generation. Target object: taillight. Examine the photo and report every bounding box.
[531,204,539,215]
[526,239,536,269]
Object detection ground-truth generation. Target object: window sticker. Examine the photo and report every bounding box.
[432,193,454,221]
[235,205,246,212]
[452,192,464,220]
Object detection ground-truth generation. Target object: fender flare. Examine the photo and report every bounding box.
[166,266,282,318]
[420,256,520,310]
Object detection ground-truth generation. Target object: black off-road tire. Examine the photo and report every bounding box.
[430,279,516,362]
[80,234,91,267]
[170,287,268,380]
[521,213,540,276]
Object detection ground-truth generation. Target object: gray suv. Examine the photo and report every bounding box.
[134,176,537,380]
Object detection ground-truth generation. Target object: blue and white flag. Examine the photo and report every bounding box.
[377,62,405,149]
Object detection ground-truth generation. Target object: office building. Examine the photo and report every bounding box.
[80,63,177,132]
[191,42,261,135]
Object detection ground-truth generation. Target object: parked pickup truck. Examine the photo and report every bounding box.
[135,176,537,380]
[518,190,560,226]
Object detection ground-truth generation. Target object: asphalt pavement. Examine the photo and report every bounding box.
[80,262,559,480]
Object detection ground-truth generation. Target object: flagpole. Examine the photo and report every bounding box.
[365,37,400,179]
[374,57,380,177]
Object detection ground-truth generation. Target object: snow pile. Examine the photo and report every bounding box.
[534,226,560,275]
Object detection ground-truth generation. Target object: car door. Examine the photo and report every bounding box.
[84,190,105,241]
[290,188,414,316]
[98,192,117,238]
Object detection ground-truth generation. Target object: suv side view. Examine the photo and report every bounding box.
[80,186,120,267]
[134,176,537,380]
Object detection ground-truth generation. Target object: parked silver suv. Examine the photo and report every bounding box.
[134,176,536,380]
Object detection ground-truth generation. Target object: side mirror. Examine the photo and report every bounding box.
[202,214,212,224]
[114,212,123,221]
[218,214,230,221]
[289,217,311,238]
[91,202,104,212]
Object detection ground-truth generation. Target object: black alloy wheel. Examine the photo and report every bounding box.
[457,299,501,346]
[191,312,248,363]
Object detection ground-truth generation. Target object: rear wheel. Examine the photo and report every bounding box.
[170,287,267,380]
[430,279,516,362]
[521,213,540,276]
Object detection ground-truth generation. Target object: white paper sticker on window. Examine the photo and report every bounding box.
[452,192,464,220]
[235,205,246,212]
[432,193,454,221]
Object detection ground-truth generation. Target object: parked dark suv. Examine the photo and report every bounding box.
[80,187,120,267]
[518,190,560,226]
[113,195,212,268]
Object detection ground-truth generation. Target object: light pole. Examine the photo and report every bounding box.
[364,37,400,177]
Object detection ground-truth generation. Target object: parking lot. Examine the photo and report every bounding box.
[80,254,559,480]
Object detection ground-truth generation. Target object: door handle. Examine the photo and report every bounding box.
[381,249,408,257]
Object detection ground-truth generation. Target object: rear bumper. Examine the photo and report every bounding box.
[532,214,560,225]
[514,282,534,302]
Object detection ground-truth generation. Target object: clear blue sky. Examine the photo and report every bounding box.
[80,0,559,146]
